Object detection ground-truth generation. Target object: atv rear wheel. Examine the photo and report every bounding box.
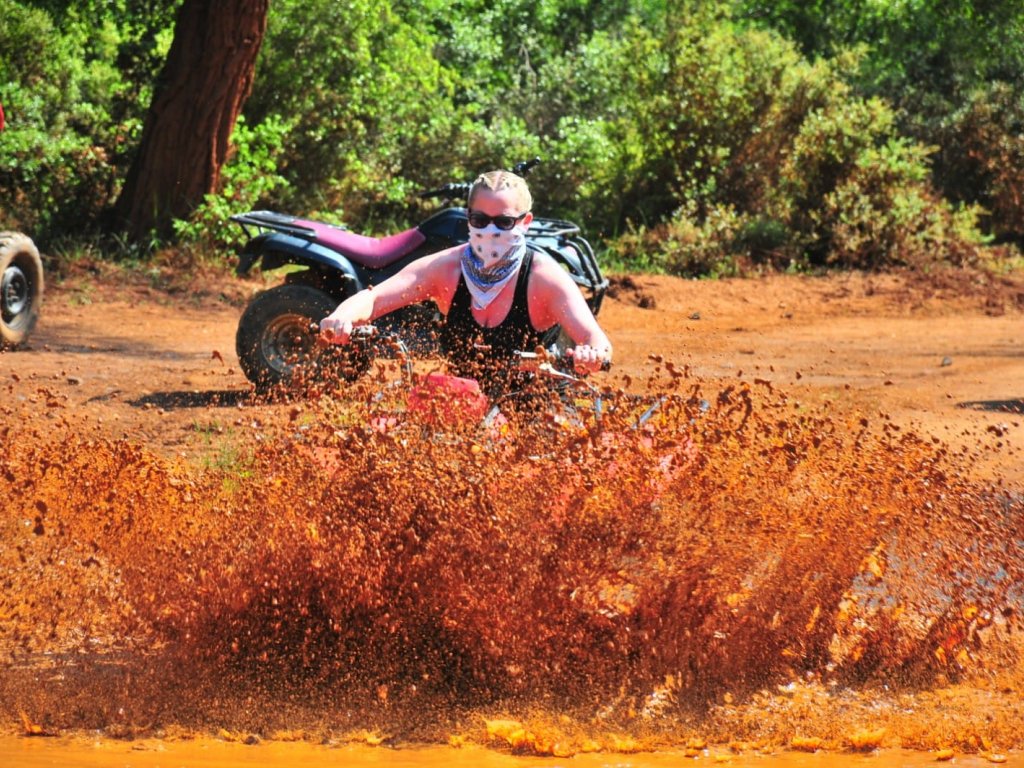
[236,284,370,393]
[0,232,44,349]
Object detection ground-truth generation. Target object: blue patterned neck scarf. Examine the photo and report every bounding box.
[460,225,527,309]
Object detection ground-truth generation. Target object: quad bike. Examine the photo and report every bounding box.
[0,232,44,349]
[229,158,608,393]
[323,326,672,442]
[310,328,698,513]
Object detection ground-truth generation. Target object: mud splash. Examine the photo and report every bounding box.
[1,370,1021,756]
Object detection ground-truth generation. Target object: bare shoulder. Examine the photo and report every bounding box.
[437,243,466,267]
[414,244,463,307]
[405,244,461,284]
[525,248,596,332]
[415,243,463,270]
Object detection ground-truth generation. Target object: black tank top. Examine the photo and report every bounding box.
[440,248,561,394]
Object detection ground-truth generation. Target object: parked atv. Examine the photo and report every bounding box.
[0,232,44,349]
[229,159,608,393]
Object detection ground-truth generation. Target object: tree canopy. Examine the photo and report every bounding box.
[1,0,1022,274]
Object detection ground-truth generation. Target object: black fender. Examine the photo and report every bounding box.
[236,232,367,291]
[527,235,608,315]
[417,206,469,243]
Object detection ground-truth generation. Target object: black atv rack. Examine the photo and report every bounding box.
[528,217,609,315]
[230,210,322,241]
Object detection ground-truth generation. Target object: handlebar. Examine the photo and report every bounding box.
[512,157,542,176]
[418,158,543,201]
[508,349,612,390]
[311,322,378,341]
[418,182,472,201]
[317,324,608,379]
[313,322,405,354]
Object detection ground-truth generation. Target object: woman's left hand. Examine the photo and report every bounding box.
[572,345,612,374]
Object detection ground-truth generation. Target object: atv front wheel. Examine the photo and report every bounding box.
[0,232,44,349]
[236,284,370,393]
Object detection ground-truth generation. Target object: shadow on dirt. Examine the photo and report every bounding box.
[130,389,252,410]
[958,398,1024,414]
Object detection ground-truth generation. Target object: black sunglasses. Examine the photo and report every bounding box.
[467,211,527,230]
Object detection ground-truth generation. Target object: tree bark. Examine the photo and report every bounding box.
[112,0,269,242]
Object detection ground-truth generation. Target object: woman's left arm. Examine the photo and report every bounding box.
[528,255,612,371]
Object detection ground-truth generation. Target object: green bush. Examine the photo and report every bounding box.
[937,82,1024,245]
[1,0,1018,273]
[593,13,992,274]
[816,140,988,269]
[0,0,150,243]
[242,0,464,226]
[172,115,293,254]
[606,201,746,278]
[734,0,1024,245]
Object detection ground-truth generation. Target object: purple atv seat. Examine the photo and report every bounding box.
[295,219,426,268]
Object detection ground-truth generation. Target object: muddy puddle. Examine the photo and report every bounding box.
[1,368,1022,766]
[1,737,1017,767]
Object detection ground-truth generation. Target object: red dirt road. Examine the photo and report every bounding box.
[2,267,1022,484]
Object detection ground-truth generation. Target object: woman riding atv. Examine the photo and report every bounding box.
[318,170,612,394]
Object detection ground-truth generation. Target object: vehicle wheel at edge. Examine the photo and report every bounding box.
[0,232,44,349]
[235,283,370,393]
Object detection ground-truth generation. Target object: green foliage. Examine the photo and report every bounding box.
[735,0,1024,244]
[0,0,177,243]
[173,115,292,253]
[0,0,119,239]
[937,82,1024,244]
[1,0,1019,275]
[243,0,463,227]
[606,201,746,278]
[815,140,987,269]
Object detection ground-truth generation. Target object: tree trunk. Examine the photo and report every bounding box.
[113,0,269,243]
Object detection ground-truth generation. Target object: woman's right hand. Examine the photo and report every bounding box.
[319,313,356,345]
[320,288,379,345]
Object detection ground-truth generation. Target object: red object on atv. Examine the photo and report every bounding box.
[406,372,490,428]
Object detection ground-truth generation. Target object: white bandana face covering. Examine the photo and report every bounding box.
[460,223,527,309]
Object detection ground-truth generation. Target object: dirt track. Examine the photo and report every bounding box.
[2,266,1022,484]
[3,265,1024,761]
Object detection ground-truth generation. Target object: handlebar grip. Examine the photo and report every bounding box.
[512,157,542,176]
[570,358,612,373]
[419,182,471,200]
[562,347,612,372]
[313,322,377,343]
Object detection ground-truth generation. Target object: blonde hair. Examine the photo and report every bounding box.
[468,170,533,212]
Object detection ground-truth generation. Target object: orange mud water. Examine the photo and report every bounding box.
[1,273,1023,767]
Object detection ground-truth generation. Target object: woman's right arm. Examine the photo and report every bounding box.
[319,247,459,343]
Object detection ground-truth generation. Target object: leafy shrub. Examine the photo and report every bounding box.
[172,115,292,255]
[597,16,990,274]
[607,201,746,278]
[0,119,115,237]
[243,0,463,225]
[0,0,137,243]
[1,0,1017,275]
[815,140,988,269]
[937,82,1024,245]
[732,216,790,268]
[734,0,1024,249]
